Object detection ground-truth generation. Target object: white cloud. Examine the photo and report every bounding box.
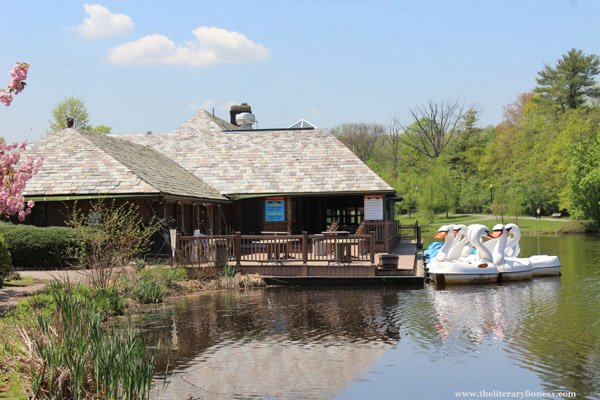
[106,27,270,66]
[76,3,134,39]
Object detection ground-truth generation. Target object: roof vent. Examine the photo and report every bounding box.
[230,103,252,126]
[235,112,256,129]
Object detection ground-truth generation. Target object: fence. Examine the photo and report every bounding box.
[176,232,376,267]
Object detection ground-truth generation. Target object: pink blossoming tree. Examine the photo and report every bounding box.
[1,62,42,221]
[0,62,29,107]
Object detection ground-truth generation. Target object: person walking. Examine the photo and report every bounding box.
[536,207,541,220]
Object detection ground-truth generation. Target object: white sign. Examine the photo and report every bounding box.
[170,229,178,260]
[364,195,384,221]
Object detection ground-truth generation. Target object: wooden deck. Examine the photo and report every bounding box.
[174,224,424,286]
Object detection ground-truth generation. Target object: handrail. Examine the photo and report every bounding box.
[175,231,377,267]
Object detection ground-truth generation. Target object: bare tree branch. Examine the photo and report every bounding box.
[331,123,385,162]
[401,98,466,158]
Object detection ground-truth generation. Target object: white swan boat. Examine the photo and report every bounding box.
[428,224,499,285]
[491,224,533,282]
[425,225,455,273]
[504,223,561,277]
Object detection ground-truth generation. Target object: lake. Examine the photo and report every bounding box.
[141,235,600,400]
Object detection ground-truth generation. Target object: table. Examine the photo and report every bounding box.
[254,238,300,262]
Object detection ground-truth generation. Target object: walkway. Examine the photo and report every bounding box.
[0,270,89,314]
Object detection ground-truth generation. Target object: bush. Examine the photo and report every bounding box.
[0,223,77,269]
[66,201,162,289]
[0,232,12,287]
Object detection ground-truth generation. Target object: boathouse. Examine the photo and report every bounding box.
[22,106,421,278]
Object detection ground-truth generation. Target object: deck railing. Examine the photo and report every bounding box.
[175,232,376,267]
[397,221,422,247]
[364,221,399,253]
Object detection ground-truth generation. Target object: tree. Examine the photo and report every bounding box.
[401,98,466,158]
[534,48,600,110]
[49,96,91,131]
[89,125,112,134]
[0,62,42,222]
[0,62,28,106]
[387,117,402,179]
[567,115,600,229]
[332,123,384,162]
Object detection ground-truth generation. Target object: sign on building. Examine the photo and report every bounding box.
[364,194,384,220]
[265,197,285,222]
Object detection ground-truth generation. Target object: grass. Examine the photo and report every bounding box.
[397,211,584,244]
[2,274,36,288]
[1,283,154,399]
[0,264,265,398]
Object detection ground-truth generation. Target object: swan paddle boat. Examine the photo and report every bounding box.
[428,224,500,285]
[491,224,533,282]
[425,225,455,272]
[503,223,561,276]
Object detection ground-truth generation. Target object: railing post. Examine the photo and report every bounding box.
[384,222,389,253]
[302,231,308,265]
[234,231,242,268]
[370,231,376,267]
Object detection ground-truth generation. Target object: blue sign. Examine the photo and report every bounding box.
[265,198,285,222]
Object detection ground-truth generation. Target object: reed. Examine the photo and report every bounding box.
[20,286,155,400]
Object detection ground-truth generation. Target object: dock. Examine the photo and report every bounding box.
[261,241,425,287]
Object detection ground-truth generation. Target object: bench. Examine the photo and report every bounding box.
[551,213,562,218]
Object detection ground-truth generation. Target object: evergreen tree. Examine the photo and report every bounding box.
[534,48,600,110]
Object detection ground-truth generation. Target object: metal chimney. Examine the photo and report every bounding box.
[230,103,252,126]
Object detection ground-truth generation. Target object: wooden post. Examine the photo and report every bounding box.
[234,231,242,267]
[416,221,422,249]
[302,231,308,265]
[370,231,376,267]
[384,222,389,253]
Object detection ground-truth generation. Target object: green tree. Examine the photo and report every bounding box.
[49,96,91,131]
[89,125,112,134]
[534,48,600,110]
[567,116,600,229]
[49,97,111,133]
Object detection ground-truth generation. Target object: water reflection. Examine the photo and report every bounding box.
[141,235,600,400]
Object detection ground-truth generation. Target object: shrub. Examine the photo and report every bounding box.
[66,201,162,289]
[0,222,77,269]
[0,232,12,287]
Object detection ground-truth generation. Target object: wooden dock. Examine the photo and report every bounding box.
[261,241,425,287]
[175,224,425,287]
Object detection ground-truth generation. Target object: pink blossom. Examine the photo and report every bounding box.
[0,91,12,106]
[0,143,42,219]
[2,62,28,102]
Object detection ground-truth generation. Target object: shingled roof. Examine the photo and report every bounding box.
[124,110,394,197]
[24,128,227,202]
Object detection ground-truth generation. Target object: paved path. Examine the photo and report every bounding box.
[0,270,89,314]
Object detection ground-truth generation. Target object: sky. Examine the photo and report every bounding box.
[1,0,599,142]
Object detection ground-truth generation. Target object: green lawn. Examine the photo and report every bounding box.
[397,212,582,244]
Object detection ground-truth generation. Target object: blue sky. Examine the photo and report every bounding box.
[1,0,599,142]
